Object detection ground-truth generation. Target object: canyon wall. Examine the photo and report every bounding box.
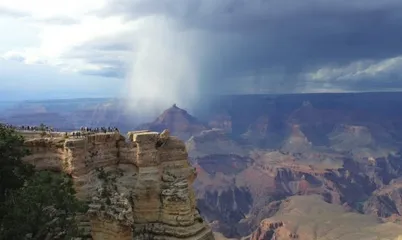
[22,130,214,240]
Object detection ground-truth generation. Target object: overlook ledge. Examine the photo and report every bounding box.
[21,129,215,240]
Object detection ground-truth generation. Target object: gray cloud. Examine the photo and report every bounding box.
[61,35,132,78]
[3,54,25,62]
[0,7,28,18]
[76,0,402,96]
[0,7,78,25]
[304,57,402,92]
[80,67,125,78]
[71,35,134,52]
[36,16,80,25]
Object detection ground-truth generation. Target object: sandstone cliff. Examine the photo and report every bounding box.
[22,130,214,240]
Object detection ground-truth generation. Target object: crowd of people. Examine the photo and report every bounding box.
[79,126,119,133]
[1,123,119,137]
[71,127,120,137]
[1,123,55,132]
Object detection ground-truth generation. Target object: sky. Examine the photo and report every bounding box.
[1,0,402,106]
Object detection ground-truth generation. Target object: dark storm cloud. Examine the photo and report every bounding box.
[93,0,402,92]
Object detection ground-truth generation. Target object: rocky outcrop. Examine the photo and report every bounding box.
[249,195,402,240]
[186,129,248,159]
[137,104,208,141]
[281,124,312,154]
[250,220,289,240]
[22,130,214,240]
[207,113,232,133]
[363,177,402,219]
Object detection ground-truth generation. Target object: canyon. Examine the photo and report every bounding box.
[6,92,402,239]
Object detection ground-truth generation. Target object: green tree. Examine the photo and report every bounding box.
[0,171,87,239]
[0,124,87,240]
[0,123,33,204]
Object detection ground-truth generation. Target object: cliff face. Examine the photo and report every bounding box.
[22,130,214,240]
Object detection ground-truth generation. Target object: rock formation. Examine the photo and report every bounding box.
[249,195,402,240]
[363,177,402,219]
[186,129,248,159]
[137,104,208,141]
[22,130,214,240]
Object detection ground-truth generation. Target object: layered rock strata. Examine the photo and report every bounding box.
[22,130,214,240]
